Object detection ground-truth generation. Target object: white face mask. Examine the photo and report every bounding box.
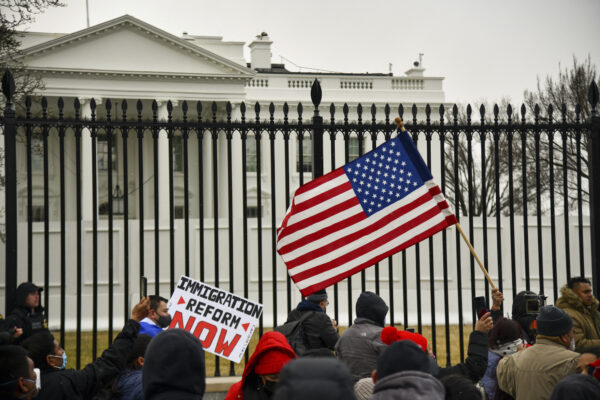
[33,368,41,391]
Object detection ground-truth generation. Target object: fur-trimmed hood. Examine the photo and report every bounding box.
[556,285,599,314]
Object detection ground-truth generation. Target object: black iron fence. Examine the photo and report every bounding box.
[2,68,600,374]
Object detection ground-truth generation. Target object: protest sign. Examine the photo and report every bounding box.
[167,275,263,363]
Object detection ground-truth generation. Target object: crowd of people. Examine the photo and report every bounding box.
[1,277,600,399]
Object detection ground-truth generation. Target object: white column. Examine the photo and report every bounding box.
[79,97,101,222]
[156,101,174,222]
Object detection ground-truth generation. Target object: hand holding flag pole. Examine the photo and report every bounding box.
[394,116,497,290]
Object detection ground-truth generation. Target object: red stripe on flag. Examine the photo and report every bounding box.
[297,218,452,296]
[290,204,443,281]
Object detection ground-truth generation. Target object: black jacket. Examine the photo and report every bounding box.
[436,331,489,382]
[286,300,339,355]
[37,319,140,400]
[4,283,48,344]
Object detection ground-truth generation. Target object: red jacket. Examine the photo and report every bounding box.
[225,331,296,400]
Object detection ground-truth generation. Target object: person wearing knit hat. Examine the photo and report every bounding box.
[225,331,296,400]
[335,291,389,381]
[497,305,598,400]
[284,289,339,357]
[379,320,491,384]
[369,341,444,400]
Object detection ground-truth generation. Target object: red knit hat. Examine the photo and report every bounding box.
[380,326,429,352]
[254,349,294,375]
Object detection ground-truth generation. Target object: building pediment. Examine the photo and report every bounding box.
[19,15,254,79]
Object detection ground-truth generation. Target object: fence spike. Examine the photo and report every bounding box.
[561,103,567,123]
[121,99,128,114]
[425,104,431,119]
[269,102,274,116]
[479,104,485,120]
[575,104,581,123]
[398,104,404,119]
[589,80,599,110]
[411,104,418,119]
[439,104,445,118]
[182,100,188,115]
[520,104,526,120]
[466,104,472,117]
[297,102,303,118]
[136,99,143,114]
[74,97,80,111]
[152,100,158,112]
[385,103,390,119]
[41,96,48,111]
[330,103,335,121]
[167,100,173,114]
[283,102,289,117]
[343,103,349,117]
[371,103,376,119]
[506,104,512,119]
[548,104,554,123]
[1,69,15,102]
[311,79,322,110]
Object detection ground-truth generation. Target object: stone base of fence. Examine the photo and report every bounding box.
[204,376,239,399]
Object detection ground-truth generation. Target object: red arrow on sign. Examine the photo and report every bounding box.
[178,297,185,305]
[242,323,250,331]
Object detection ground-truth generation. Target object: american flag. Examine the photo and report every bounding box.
[276,129,457,297]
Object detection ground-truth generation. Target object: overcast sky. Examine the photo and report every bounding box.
[20,0,600,105]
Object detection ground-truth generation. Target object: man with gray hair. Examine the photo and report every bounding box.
[285,289,339,356]
[497,305,597,400]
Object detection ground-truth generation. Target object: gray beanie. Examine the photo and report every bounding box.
[536,305,573,337]
[307,289,328,303]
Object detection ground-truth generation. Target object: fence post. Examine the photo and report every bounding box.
[2,69,17,315]
[588,80,600,299]
[311,79,324,179]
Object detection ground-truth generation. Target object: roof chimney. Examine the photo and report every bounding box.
[248,32,272,70]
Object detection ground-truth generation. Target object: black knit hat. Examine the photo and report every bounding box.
[307,290,328,303]
[356,291,388,327]
[536,305,573,337]
[376,340,438,380]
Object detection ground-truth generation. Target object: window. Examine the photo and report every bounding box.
[174,206,184,219]
[246,138,257,172]
[173,136,183,172]
[97,134,117,171]
[348,137,361,162]
[31,135,43,171]
[247,206,262,218]
[31,206,45,222]
[296,136,312,173]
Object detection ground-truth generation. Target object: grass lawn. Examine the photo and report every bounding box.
[56,324,476,376]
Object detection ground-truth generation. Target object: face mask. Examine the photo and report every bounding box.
[50,353,67,370]
[262,379,278,393]
[33,368,41,391]
[569,337,576,351]
[157,314,172,328]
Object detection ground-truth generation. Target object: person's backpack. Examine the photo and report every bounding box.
[275,311,314,356]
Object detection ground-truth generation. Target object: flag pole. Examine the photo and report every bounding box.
[455,222,496,289]
[394,117,497,290]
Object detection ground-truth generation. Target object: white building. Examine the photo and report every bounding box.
[7,14,562,331]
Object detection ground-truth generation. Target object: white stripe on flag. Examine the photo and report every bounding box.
[286,187,356,227]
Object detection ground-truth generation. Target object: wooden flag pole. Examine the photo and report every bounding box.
[394,116,496,290]
[455,222,496,289]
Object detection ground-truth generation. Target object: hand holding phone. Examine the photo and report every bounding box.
[474,296,488,319]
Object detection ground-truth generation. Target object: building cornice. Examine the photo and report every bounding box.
[18,14,254,77]
[28,66,252,81]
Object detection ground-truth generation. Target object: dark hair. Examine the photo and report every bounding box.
[567,277,591,289]
[127,334,152,369]
[440,374,483,400]
[21,332,56,369]
[0,345,30,394]
[488,318,523,349]
[149,295,168,311]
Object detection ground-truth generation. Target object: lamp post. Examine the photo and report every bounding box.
[113,184,124,215]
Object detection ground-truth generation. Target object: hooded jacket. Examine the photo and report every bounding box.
[285,300,339,355]
[370,370,445,400]
[4,283,48,343]
[273,358,356,400]
[142,329,206,400]
[335,292,388,381]
[225,331,296,400]
[35,319,140,400]
[555,285,600,352]
[436,331,489,382]
[117,369,143,400]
